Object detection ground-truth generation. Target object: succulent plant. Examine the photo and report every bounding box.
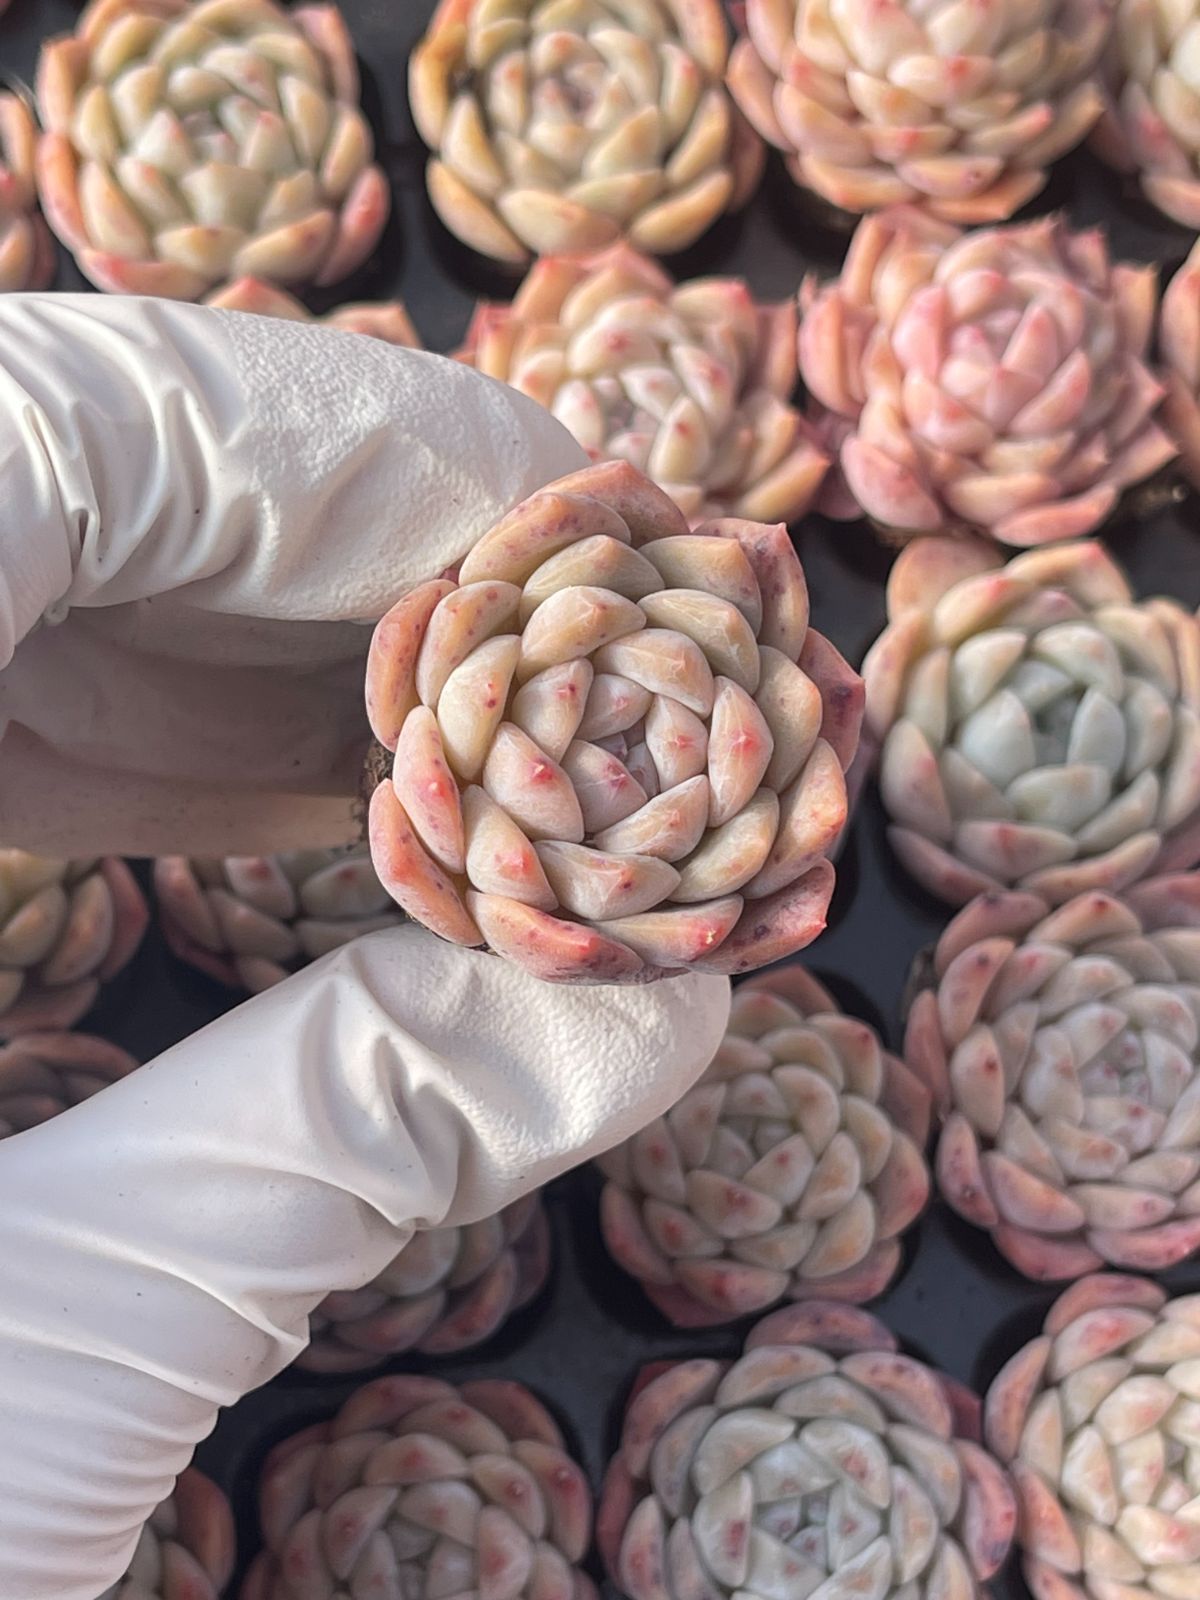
[0,93,55,292]
[862,536,1200,908]
[407,0,763,265]
[985,1274,1200,1600]
[100,1468,235,1600]
[35,0,389,299]
[1092,0,1200,229]
[906,875,1200,1280]
[1159,238,1200,491]
[596,1299,1017,1600]
[0,852,148,1035]
[459,244,829,527]
[205,276,420,345]
[364,460,863,983]
[242,1374,595,1600]
[727,0,1111,224]
[0,1030,139,1140]
[798,208,1175,546]
[154,847,403,993]
[300,1192,552,1372]
[597,966,931,1325]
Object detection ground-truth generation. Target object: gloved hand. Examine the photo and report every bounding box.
[0,296,732,1600]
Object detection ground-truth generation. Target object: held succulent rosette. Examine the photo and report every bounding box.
[0,851,148,1035]
[0,1031,138,1139]
[985,1274,1200,1600]
[154,847,404,993]
[460,244,829,526]
[364,461,863,984]
[35,0,389,300]
[726,0,1111,224]
[101,1468,236,1600]
[407,0,763,265]
[242,1374,595,1600]
[798,208,1176,546]
[0,93,55,292]
[596,1300,1017,1600]
[862,537,1200,908]
[205,276,420,345]
[906,875,1200,1281]
[597,967,931,1325]
[1159,239,1200,491]
[300,1192,552,1373]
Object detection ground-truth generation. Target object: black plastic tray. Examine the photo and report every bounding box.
[5,2,1200,1593]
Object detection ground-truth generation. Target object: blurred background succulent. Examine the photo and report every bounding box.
[460,244,828,526]
[799,209,1174,546]
[99,1468,235,1600]
[0,1031,138,1140]
[0,91,54,291]
[154,847,403,993]
[35,0,389,298]
[597,1300,1016,1600]
[728,0,1111,223]
[907,876,1200,1279]
[300,1193,551,1371]
[365,460,863,982]
[205,276,420,344]
[986,1274,1200,1600]
[863,537,1200,906]
[243,1374,594,1600]
[598,967,930,1324]
[1160,238,1200,490]
[408,0,763,264]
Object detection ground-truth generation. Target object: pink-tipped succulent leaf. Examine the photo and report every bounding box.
[460,244,828,526]
[907,876,1200,1280]
[408,0,764,265]
[728,0,1111,223]
[0,92,55,291]
[1160,239,1200,490]
[154,847,403,993]
[205,277,421,345]
[597,1300,1017,1600]
[35,0,390,300]
[863,537,1200,907]
[597,966,931,1324]
[242,1374,595,1600]
[364,461,864,983]
[301,1192,551,1371]
[798,209,1175,546]
[100,1468,235,1600]
[0,1031,138,1140]
[985,1274,1200,1600]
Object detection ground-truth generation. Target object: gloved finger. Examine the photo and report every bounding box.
[0,923,730,1599]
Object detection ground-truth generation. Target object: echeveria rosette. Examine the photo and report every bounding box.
[727,0,1111,225]
[242,1374,595,1600]
[862,536,1200,908]
[985,1274,1200,1600]
[300,1193,551,1373]
[597,966,931,1326]
[596,1300,1017,1600]
[35,0,389,300]
[0,1031,139,1140]
[100,1468,235,1600]
[0,851,148,1035]
[205,276,421,345]
[408,0,764,266]
[364,460,864,984]
[798,208,1176,547]
[0,93,55,292]
[906,876,1200,1281]
[460,243,829,526]
[154,847,404,993]
[1160,238,1200,491]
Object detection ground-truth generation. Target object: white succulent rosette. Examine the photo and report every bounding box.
[154,846,404,993]
[205,275,421,345]
[862,536,1200,908]
[986,1274,1200,1600]
[0,851,148,1035]
[727,0,1111,223]
[460,243,828,526]
[300,1192,552,1372]
[0,92,55,291]
[35,0,389,299]
[597,966,931,1325]
[408,0,763,265]
[99,1468,236,1600]
[597,1300,1017,1600]
[0,1030,139,1139]
[242,1374,595,1600]
[906,875,1200,1281]
[364,460,864,984]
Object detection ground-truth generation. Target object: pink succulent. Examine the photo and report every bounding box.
[100,1468,235,1600]
[206,278,421,346]
[1159,238,1200,490]
[0,93,55,292]
[0,1031,138,1139]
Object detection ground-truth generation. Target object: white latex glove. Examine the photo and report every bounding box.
[0,296,732,1600]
